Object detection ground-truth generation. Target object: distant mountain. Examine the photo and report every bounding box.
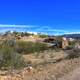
[62,34,80,39]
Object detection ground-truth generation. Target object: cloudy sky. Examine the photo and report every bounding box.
[0,0,80,35]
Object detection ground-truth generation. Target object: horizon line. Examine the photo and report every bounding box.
[0,24,80,35]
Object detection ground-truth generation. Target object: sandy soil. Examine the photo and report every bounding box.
[23,57,80,80]
[0,51,80,80]
[22,51,80,80]
[58,68,80,80]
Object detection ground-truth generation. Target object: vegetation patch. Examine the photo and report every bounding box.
[16,41,49,54]
[0,40,27,70]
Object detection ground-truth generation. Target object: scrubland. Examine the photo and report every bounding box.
[0,34,79,80]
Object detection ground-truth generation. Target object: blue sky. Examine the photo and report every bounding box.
[0,0,80,35]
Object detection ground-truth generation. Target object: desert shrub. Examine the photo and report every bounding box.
[0,46,27,70]
[24,32,32,36]
[0,40,27,70]
[3,39,16,47]
[16,41,49,54]
[39,34,48,38]
[68,41,75,48]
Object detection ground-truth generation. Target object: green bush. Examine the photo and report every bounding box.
[0,39,49,70]
[38,34,48,38]
[0,40,27,70]
[16,41,49,54]
[68,41,75,48]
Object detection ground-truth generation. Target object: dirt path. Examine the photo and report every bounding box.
[58,68,80,80]
[22,54,80,80]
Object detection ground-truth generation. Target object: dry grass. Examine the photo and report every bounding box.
[22,50,80,80]
[0,49,80,80]
[23,57,80,80]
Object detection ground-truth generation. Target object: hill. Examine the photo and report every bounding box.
[61,34,80,39]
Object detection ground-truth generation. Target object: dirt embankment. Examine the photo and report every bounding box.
[0,50,80,80]
[22,51,80,80]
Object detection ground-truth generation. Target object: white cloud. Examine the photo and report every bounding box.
[34,26,68,33]
[44,29,68,32]
[0,24,37,28]
[0,24,79,35]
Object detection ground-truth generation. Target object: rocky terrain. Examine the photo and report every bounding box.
[0,32,79,80]
[0,50,80,80]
